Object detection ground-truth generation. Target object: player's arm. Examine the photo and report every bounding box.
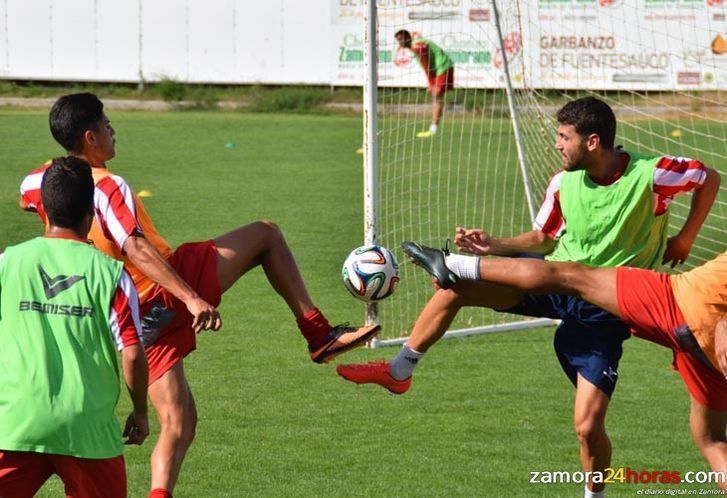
[455,171,562,257]
[96,175,221,332]
[122,342,148,445]
[111,271,149,445]
[714,313,727,377]
[412,42,432,77]
[662,165,720,267]
[123,236,221,332]
[455,227,556,256]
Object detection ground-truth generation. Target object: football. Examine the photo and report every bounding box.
[342,245,399,303]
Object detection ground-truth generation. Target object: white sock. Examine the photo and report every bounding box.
[429,123,438,133]
[584,485,605,498]
[445,253,480,280]
[389,345,424,380]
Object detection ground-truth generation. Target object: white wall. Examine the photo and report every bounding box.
[0,0,332,84]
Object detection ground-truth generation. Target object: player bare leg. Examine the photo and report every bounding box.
[213,220,379,363]
[148,362,196,497]
[406,280,521,352]
[418,92,445,138]
[688,399,727,490]
[574,377,611,496]
[477,259,620,317]
[214,220,314,317]
[431,92,444,132]
[403,244,621,318]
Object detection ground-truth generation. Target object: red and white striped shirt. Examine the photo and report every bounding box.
[92,173,143,250]
[19,162,50,221]
[20,164,144,249]
[110,270,143,350]
[20,163,171,301]
[534,153,707,239]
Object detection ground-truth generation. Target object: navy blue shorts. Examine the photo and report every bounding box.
[505,294,631,398]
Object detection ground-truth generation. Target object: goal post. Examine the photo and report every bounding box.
[363,0,379,331]
[362,0,727,346]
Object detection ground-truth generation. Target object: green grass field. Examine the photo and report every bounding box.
[0,109,721,497]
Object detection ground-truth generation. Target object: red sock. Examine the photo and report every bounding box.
[297,308,332,347]
[149,489,172,498]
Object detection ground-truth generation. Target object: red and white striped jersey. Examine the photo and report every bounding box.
[110,270,143,350]
[535,153,707,239]
[20,163,173,302]
[19,161,51,221]
[20,163,143,248]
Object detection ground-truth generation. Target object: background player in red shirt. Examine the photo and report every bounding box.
[20,93,380,498]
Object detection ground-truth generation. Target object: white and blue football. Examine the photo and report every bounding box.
[342,245,399,303]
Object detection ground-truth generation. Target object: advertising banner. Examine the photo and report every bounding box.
[331,0,726,90]
[331,0,516,88]
[525,0,726,90]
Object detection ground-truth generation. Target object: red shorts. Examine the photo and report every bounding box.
[142,240,222,384]
[617,267,727,411]
[0,451,125,498]
[428,67,454,97]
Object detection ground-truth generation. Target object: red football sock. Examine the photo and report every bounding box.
[148,489,173,498]
[297,308,332,347]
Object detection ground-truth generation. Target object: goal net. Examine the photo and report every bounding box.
[361,0,727,345]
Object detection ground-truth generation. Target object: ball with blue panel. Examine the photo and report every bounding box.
[342,245,399,303]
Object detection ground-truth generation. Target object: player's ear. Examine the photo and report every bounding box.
[82,129,97,149]
[586,133,600,151]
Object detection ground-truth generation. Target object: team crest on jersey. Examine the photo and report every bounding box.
[39,266,85,299]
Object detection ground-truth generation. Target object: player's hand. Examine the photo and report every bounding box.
[715,315,727,378]
[454,227,494,255]
[662,234,694,268]
[186,297,222,333]
[123,410,149,445]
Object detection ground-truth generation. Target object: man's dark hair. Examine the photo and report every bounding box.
[556,96,616,149]
[41,157,95,229]
[49,93,104,152]
[395,29,412,43]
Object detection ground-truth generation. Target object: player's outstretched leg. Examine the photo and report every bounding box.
[337,279,520,393]
[213,220,379,362]
[402,243,622,318]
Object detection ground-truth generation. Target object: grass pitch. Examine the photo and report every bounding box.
[0,110,719,497]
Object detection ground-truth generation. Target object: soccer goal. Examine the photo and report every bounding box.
[361,0,727,347]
